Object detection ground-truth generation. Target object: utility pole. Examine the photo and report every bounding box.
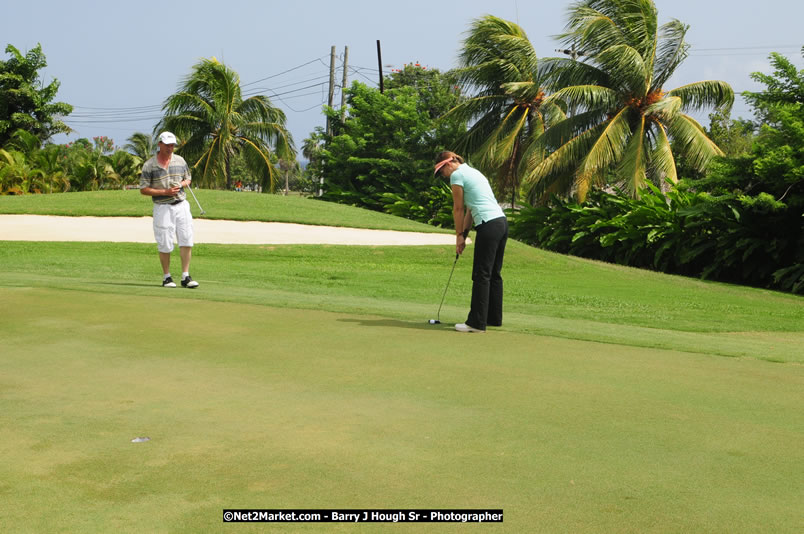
[322,45,336,197]
[376,40,384,94]
[340,46,349,120]
[327,45,336,135]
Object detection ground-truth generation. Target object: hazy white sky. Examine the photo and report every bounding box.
[2,0,802,149]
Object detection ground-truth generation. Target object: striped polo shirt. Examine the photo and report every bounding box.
[139,154,191,204]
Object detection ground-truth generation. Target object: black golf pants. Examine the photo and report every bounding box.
[466,216,508,330]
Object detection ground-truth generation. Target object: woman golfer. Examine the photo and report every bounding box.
[434,151,508,332]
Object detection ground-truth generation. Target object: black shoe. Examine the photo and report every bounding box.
[181,275,199,288]
[162,276,176,288]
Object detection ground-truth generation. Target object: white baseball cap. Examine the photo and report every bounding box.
[158,132,178,145]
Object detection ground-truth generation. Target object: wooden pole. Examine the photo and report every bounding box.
[327,45,336,135]
[322,45,336,197]
[340,46,349,120]
[376,40,384,94]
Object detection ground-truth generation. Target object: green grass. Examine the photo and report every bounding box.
[1,240,801,362]
[1,191,803,532]
[2,289,802,533]
[0,189,448,232]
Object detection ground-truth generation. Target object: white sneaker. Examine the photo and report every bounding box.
[455,323,484,333]
[181,275,199,288]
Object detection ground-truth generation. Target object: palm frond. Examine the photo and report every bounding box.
[475,105,530,170]
[499,81,543,102]
[559,0,657,57]
[548,84,620,113]
[541,100,568,125]
[648,119,678,186]
[581,106,632,174]
[558,6,625,56]
[449,100,511,155]
[239,136,276,191]
[616,114,647,196]
[668,113,723,171]
[643,95,682,121]
[535,108,609,151]
[523,120,607,199]
[459,16,539,88]
[668,80,734,113]
[542,55,612,92]
[652,19,690,89]
[595,44,649,96]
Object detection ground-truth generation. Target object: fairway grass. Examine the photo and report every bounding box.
[2,289,802,533]
[1,240,802,362]
[2,192,803,531]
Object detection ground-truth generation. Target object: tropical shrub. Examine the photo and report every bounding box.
[317,65,465,226]
[0,131,141,194]
[511,185,802,293]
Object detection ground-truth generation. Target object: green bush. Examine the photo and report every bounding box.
[316,65,465,227]
[511,186,803,294]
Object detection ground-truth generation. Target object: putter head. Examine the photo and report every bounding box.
[428,319,440,324]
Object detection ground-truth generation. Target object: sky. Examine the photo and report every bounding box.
[2,0,802,151]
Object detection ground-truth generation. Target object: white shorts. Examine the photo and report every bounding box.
[153,201,194,253]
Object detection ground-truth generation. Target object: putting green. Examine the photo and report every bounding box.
[2,288,802,532]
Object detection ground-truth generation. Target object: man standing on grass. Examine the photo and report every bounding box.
[139,132,199,288]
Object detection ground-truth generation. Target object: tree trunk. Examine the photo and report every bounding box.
[225,153,231,190]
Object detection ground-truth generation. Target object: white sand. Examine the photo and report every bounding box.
[0,215,460,246]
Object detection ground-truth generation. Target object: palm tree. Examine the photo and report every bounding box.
[301,128,324,194]
[5,129,42,155]
[277,158,301,195]
[159,58,294,191]
[525,0,734,202]
[105,150,142,187]
[448,15,565,208]
[0,129,51,194]
[35,145,70,193]
[0,147,47,194]
[125,132,155,161]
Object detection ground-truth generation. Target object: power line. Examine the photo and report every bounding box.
[65,116,163,124]
[66,56,333,121]
[691,45,800,52]
[348,66,380,85]
[72,104,162,111]
[690,51,802,57]
[241,55,330,88]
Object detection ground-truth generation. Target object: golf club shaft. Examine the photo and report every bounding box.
[186,186,205,214]
[436,253,460,322]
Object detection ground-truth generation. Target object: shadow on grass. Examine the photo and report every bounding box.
[337,318,448,331]
[97,281,165,289]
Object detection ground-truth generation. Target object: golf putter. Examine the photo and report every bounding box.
[429,252,460,324]
[186,186,206,215]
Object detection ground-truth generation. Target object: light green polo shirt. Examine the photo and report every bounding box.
[449,163,505,226]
